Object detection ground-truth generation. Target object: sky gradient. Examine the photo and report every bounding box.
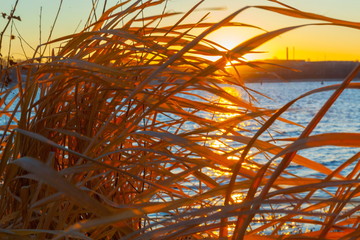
[1,0,360,61]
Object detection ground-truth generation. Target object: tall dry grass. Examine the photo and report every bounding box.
[1,0,360,239]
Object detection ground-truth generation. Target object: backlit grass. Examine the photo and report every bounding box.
[1,1,360,239]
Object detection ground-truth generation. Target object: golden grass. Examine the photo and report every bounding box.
[1,0,360,239]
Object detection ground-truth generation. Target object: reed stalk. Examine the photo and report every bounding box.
[0,1,359,239]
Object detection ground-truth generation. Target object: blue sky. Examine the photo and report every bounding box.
[1,0,360,61]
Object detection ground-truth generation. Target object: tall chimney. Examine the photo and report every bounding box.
[286,47,289,61]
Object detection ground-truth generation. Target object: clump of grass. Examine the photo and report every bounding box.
[1,0,360,239]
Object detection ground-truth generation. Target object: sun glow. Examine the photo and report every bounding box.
[204,26,268,63]
[204,86,257,166]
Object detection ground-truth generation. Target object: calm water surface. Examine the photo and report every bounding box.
[245,80,360,177]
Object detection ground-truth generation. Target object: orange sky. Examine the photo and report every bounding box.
[1,0,360,62]
[196,0,360,61]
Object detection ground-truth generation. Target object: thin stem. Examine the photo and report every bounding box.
[102,0,108,14]
[85,0,100,28]
[13,22,34,59]
[41,0,64,57]
[6,21,14,65]
[39,6,42,58]
[0,0,20,58]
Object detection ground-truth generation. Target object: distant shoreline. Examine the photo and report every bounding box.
[245,77,360,83]
[236,60,360,83]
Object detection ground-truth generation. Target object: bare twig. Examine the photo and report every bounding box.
[41,0,64,57]
[6,21,14,65]
[0,0,20,58]
[39,6,42,58]
[73,20,83,33]
[85,0,100,28]
[102,0,108,14]
[14,22,35,51]
[18,36,29,59]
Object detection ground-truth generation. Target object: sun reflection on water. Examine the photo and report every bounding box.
[202,85,261,188]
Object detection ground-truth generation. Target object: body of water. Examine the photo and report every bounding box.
[245,80,360,177]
